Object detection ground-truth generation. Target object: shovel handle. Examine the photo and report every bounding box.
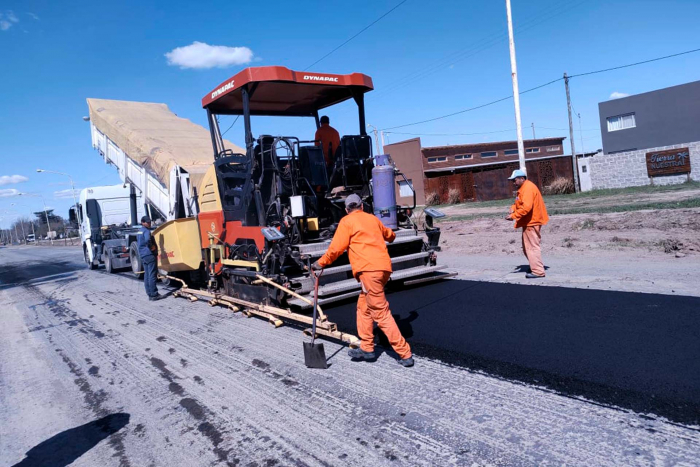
[311,269,322,344]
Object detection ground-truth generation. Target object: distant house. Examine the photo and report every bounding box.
[591,81,700,189]
[384,137,570,204]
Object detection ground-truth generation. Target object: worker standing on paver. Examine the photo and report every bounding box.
[314,115,341,168]
[506,169,549,278]
[138,216,162,301]
[312,194,414,367]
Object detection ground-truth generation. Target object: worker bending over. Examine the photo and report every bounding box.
[314,115,340,168]
[312,194,414,367]
[506,170,549,278]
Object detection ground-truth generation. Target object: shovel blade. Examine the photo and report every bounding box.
[303,342,328,369]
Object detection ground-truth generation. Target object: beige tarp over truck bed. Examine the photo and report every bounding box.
[87,98,244,192]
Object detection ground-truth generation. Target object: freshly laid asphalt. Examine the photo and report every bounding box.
[328,277,700,424]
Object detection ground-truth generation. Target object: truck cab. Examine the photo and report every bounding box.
[75,184,145,272]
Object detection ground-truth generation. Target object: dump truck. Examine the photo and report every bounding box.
[87,66,454,346]
[71,184,145,273]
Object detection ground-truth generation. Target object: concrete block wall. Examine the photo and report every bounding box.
[590,141,700,190]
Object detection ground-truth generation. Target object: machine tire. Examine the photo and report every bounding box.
[84,245,97,270]
[105,254,115,274]
[130,242,143,280]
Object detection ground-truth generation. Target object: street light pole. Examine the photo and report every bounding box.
[36,169,82,227]
[506,0,526,173]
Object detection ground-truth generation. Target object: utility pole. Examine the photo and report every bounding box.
[367,124,382,155]
[531,123,536,139]
[506,0,526,173]
[564,73,580,192]
[380,131,386,153]
[19,219,26,244]
[577,113,586,156]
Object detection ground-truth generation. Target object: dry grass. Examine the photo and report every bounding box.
[543,177,575,195]
[659,238,683,253]
[426,192,441,206]
[447,188,461,204]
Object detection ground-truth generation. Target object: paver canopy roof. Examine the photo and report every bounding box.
[202,66,374,116]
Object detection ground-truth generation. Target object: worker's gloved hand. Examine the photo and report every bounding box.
[311,261,323,271]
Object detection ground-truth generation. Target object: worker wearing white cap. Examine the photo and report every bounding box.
[505,169,549,278]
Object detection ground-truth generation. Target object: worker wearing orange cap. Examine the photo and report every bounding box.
[506,169,549,278]
[314,115,341,168]
[312,194,414,367]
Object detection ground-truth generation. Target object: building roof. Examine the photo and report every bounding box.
[421,137,566,154]
[423,153,571,173]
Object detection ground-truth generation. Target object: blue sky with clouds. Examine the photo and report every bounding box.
[1,0,700,227]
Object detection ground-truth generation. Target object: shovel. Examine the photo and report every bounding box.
[303,270,328,369]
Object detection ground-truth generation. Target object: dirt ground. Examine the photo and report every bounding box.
[439,207,700,259]
[434,184,700,259]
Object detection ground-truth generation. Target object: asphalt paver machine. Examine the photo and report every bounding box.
[157,66,454,345]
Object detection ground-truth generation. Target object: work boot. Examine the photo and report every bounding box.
[397,356,414,367]
[348,348,376,361]
[525,273,544,279]
[149,294,163,301]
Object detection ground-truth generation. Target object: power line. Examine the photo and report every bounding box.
[569,47,700,78]
[304,0,408,71]
[381,77,562,130]
[385,128,517,137]
[371,0,589,100]
[222,115,240,136]
[381,45,700,131]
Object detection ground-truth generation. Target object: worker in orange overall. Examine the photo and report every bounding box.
[506,169,549,278]
[314,115,341,168]
[312,194,414,367]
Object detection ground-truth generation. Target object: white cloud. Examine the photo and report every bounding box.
[0,10,19,31]
[609,91,630,99]
[0,175,29,186]
[54,188,81,199]
[27,12,39,20]
[165,41,254,69]
[0,189,20,198]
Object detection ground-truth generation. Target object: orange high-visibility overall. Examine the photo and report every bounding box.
[510,180,549,276]
[318,210,412,359]
[314,123,341,167]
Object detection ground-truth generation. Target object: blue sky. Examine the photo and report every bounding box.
[1,0,700,227]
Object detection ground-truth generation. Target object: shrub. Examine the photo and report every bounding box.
[425,192,441,206]
[543,177,575,195]
[659,239,682,253]
[447,188,461,204]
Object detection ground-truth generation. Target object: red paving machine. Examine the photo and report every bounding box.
[147,66,454,344]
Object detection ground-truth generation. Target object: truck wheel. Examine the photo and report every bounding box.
[84,246,97,270]
[105,254,115,274]
[130,242,143,280]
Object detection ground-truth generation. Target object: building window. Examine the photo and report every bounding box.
[581,165,588,173]
[481,151,497,158]
[504,149,519,155]
[427,156,447,163]
[526,148,540,153]
[454,154,472,160]
[547,146,561,152]
[398,180,414,197]
[607,113,636,132]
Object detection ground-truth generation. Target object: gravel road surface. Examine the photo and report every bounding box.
[1,246,699,466]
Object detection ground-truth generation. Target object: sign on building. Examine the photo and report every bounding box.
[646,148,691,177]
